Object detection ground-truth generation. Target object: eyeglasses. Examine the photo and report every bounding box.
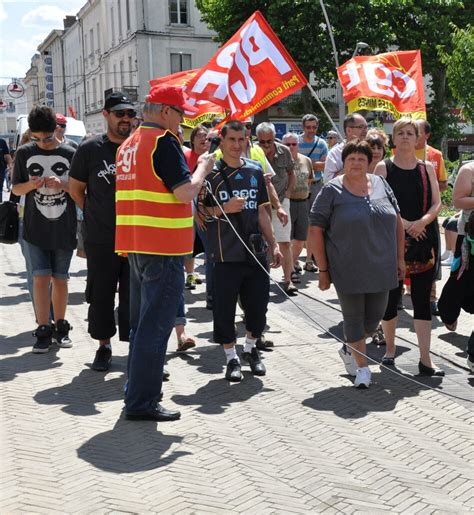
[110,109,137,118]
[327,136,336,140]
[169,105,184,116]
[258,139,274,145]
[31,134,55,143]
[349,124,368,130]
[56,123,66,129]
[284,142,298,147]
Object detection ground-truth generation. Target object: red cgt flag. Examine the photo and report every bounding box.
[337,50,426,119]
[185,11,307,120]
[150,69,225,127]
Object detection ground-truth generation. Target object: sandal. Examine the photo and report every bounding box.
[177,337,196,352]
[294,263,302,273]
[290,271,301,283]
[282,282,298,296]
[303,262,318,272]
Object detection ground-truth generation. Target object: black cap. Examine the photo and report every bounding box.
[104,91,134,111]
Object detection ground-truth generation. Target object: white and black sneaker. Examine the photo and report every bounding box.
[32,325,53,354]
[338,345,357,377]
[52,319,73,348]
[354,367,371,389]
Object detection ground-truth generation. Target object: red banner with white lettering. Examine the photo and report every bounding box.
[150,69,225,127]
[184,11,307,120]
[337,50,426,119]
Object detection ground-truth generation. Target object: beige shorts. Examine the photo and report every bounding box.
[272,197,292,243]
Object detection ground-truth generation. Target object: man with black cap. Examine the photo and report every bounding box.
[115,84,215,421]
[69,91,136,371]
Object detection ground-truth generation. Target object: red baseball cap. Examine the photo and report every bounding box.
[145,84,198,113]
[56,114,67,124]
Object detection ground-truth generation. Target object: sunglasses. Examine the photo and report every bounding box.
[327,136,336,140]
[349,124,368,130]
[258,139,274,145]
[31,134,55,143]
[110,109,137,118]
[169,105,184,116]
[285,142,298,146]
[245,124,252,129]
[57,123,66,129]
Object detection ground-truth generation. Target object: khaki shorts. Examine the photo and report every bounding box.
[272,197,292,243]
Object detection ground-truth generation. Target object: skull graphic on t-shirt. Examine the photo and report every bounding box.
[26,155,70,220]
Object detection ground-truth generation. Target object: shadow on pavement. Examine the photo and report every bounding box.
[0,332,63,380]
[167,345,222,375]
[77,417,189,473]
[34,357,128,416]
[302,367,443,419]
[171,374,271,415]
[0,292,31,306]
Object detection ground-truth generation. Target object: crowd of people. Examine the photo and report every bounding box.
[6,84,473,420]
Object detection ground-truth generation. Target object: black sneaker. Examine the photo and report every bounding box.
[92,345,112,371]
[163,367,170,381]
[241,347,266,376]
[225,358,242,382]
[32,325,52,354]
[52,319,73,348]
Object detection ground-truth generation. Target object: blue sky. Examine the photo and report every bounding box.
[0,0,85,85]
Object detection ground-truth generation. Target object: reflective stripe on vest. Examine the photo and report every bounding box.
[115,126,193,255]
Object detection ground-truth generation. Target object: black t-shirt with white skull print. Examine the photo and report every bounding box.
[69,134,120,247]
[12,142,77,250]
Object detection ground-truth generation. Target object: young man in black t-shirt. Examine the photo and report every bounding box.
[12,106,76,353]
[203,120,282,382]
[69,92,135,372]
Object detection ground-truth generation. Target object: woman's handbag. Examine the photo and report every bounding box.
[0,201,19,244]
[404,162,435,276]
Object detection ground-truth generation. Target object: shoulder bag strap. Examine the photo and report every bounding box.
[304,136,320,159]
[417,160,429,213]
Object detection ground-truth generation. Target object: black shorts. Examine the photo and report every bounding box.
[213,261,269,344]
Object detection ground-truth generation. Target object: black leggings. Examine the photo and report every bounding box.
[383,268,434,321]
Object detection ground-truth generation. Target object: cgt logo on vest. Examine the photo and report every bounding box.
[219,188,258,209]
[116,143,138,179]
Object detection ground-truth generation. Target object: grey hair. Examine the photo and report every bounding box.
[142,102,163,115]
[256,122,276,136]
[302,114,318,125]
[282,132,299,142]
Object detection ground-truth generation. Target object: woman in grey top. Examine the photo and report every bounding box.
[308,140,405,388]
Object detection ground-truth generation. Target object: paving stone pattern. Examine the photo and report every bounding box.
[1,242,473,514]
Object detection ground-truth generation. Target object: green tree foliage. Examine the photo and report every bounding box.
[444,25,474,122]
[196,0,471,147]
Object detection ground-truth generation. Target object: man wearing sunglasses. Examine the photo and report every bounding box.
[69,91,136,372]
[324,113,368,183]
[115,84,215,421]
[12,106,77,353]
[54,114,79,150]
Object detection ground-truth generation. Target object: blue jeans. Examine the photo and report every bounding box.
[175,291,186,327]
[126,253,184,413]
[197,226,213,301]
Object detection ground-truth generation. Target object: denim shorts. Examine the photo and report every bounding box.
[23,241,73,279]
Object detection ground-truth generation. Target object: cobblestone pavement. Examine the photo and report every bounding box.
[1,241,473,514]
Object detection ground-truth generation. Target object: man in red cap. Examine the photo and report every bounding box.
[54,114,79,149]
[115,84,215,421]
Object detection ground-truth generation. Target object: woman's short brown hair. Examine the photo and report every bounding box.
[341,138,373,165]
[365,128,388,148]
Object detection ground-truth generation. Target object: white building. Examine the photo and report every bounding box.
[62,0,218,132]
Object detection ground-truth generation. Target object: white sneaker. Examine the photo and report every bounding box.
[440,250,451,261]
[354,367,371,389]
[338,346,357,377]
[441,255,453,266]
[467,356,474,373]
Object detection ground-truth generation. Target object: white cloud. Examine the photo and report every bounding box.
[0,3,7,22]
[21,5,67,28]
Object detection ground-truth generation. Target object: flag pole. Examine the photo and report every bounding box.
[306,84,343,139]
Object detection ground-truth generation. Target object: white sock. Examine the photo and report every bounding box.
[102,343,111,350]
[243,337,257,353]
[224,346,239,363]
